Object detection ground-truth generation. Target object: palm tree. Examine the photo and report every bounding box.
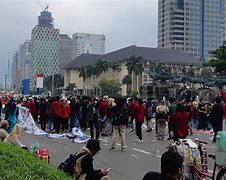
[126,55,144,90]
[94,59,109,76]
[122,74,132,94]
[111,63,121,77]
[78,66,86,89]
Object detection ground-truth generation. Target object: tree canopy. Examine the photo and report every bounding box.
[126,55,143,75]
[207,41,226,75]
[98,79,121,97]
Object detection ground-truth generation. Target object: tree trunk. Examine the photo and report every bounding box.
[136,75,139,91]
[132,71,134,90]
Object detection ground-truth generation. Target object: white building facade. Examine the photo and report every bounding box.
[72,33,105,59]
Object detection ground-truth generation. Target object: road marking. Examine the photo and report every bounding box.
[132,148,151,155]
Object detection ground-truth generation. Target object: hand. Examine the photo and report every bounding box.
[101,168,109,176]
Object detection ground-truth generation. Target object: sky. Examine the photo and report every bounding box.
[0,0,158,88]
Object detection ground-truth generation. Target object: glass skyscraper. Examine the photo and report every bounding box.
[158,0,225,60]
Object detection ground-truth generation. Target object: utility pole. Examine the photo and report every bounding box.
[51,74,54,96]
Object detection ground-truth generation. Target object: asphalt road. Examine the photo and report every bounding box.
[20,127,218,180]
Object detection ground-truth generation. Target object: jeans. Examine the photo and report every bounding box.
[108,118,113,135]
[111,125,126,149]
[135,121,143,140]
[189,117,198,129]
[70,114,79,131]
[99,115,108,134]
[89,119,99,140]
[48,117,53,132]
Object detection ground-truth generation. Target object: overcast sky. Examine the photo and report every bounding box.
[0,0,158,87]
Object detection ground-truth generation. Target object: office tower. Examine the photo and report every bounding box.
[158,0,225,60]
[72,33,105,59]
[59,34,73,75]
[31,9,59,89]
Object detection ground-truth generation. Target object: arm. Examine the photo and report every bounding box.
[81,155,103,180]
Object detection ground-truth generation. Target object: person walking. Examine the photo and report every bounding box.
[109,97,127,150]
[209,97,224,142]
[156,100,169,140]
[87,97,100,140]
[98,96,109,136]
[134,99,146,142]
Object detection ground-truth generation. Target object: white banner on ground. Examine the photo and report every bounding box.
[17,106,89,143]
[17,106,47,135]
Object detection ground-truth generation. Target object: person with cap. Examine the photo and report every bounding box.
[74,138,111,180]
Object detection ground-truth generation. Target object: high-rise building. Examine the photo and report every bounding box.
[18,40,32,81]
[59,34,73,75]
[31,10,59,89]
[158,0,225,60]
[72,33,105,59]
[11,52,20,91]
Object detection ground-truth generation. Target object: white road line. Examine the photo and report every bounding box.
[132,148,151,155]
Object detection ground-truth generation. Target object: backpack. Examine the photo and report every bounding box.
[58,151,88,177]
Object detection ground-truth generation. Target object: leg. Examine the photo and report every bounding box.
[95,119,100,140]
[137,122,142,140]
[120,125,126,149]
[110,126,117,148]
[89,121,94,139]
[70,115,75,131]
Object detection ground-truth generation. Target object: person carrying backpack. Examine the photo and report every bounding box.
[109,98,128,151]
[156,100,169,140]
[74,139,111,180]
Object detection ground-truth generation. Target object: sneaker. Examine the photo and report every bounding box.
[51,129,56,134]
[138,139,143,143]
[121,147,126,151]
[130,129,134,133]
[109,146,115,151]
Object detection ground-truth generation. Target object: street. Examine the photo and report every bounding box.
[20,127,218,180]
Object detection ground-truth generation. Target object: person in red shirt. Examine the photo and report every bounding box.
[26,97,37,123]
[51,96,65,134]
[134,99,146,142]
[98,96,109,136]
[130,97,139,132]
[62,98,71,132]
[169,104,190,141]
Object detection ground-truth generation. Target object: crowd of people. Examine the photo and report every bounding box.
[0,93,225,146]
[1,92,226,179]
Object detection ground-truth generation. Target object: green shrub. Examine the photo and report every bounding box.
[0,142,72,180]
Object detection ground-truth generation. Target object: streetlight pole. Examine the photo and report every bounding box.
[51,74,54,96]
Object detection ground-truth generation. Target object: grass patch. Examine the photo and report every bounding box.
[0,142,72,180]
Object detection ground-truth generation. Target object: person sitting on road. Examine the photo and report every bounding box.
[74,138,111,180]
[0,120,27,149]
[143,150,183,180]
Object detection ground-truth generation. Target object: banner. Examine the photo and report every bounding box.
[36,73,44,88]
[17,106,90,143]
